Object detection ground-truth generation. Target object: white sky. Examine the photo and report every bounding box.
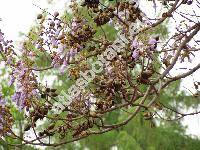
[0,0,200,139]
[0,0,69,43]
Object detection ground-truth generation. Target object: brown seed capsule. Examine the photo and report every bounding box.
[162,0,167,5]
[54,12,59,18]
[50,89,57,92]
[118,3,125,11]
[37,14,43,19]
[45,88,51,93]
[141,70,153,79]
[143,112,152,120]
[162,12,168,18]
[38,131,44,137]
[50,21,55,27]
[58,34,65,40]
[51,93,58,97]
[41,94,47,99]
[24,124,31,131]
[47,123,55,130]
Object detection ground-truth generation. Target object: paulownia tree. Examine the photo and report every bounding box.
[0,0,200,148]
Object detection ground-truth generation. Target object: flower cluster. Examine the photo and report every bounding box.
[11,60,39,110]
[94,6,115,26]
[130,37,159,61]
[117,1,141,22]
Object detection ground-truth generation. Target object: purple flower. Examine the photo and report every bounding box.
[8,75,15,86]
[19,69,26,78]
[121,28,127,34]
[76,44,83,52]
[52,53,62,68]
[132,50,139,60]
[72,21,78,30]
[0,99,6,105]
[51,37,58,47]
[60,65,67,74]
[0,93,6,106]
[58,44,66,53]
[131,40,139,49]
[6,56,13,65]
[31,89,39,99]
[63,56,69,66]
[0,30,4,42]
[0,119,3,129]
[36,44,42,49]
[148,38,157,45]
[70,48,78,57]
[148,38,158,50]
[12,92,25,110]
[12,92,21,103]
[85,99,92,109]
[55,29,61,36]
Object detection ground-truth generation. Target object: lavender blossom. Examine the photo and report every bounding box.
[0,30,3,42]
[12,92,21,103]
[132,49,139,60]
[148,38,158,50]
[72,21,78,30]
[131,40,139,49]
[51,37,58,47]
[8,75,15,86]
[12,92,25,110]
[0,93,6,106]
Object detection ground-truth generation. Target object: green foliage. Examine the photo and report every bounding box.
[117,131,142,150]
[81,131,118,150]
[72,113,200,150]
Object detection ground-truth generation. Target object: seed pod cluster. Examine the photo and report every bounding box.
[143,111,153,120]
[81,0,99,9]
[137,69,154,84]
[73,119,94,138]
[0,106,13,137]
[30,105,51,123]
[95,99,114,111]
[68,67,80,79]
[67,18,96,47]
[94,7,115,26]
[69,99,87,112]
[117,1,142,22]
